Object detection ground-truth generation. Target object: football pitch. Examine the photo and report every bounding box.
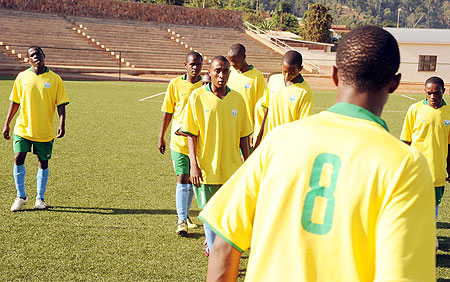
[0,79,449,281]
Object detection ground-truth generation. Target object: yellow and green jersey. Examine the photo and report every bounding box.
[161,74,202,155]
[200,103,435,282]
[181,83,252,184]
[227,66,266,128]
[10,67,69,142]
[262,74,313,134]
[400,99,450,187]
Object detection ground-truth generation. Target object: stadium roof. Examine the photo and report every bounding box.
[384,28,450,44]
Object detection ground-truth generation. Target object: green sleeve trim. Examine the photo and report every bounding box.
[181,130,197,137]
[161,110,174,114]
[241,131,254,139]
[400,139,411,143]
[198,215,245,253]
[261,104,268,109]
[9,99,19,104]
[57,102,69,106]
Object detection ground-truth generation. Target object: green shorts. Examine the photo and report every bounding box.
[436,186,445,205]
[194,184,221,209]
[13,135,54,161]
[171,150,190,175]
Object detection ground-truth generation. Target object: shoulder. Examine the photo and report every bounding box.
[48,70,63,82]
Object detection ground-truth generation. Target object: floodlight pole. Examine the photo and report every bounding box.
[397,8,402,28]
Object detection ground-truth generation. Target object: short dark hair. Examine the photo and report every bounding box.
[283,50,302,68]
[28,46,45,57]
[228,43,246,57]
[425,76,445,90]
[210,55,230,67]
[336,26,400,92]
[185,51,202,62]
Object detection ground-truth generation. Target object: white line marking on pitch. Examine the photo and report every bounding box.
[139,92,165,101]
[400,94,416,100]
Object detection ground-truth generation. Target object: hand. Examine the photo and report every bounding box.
[3,124,10,140]
[190,163,203,187]
[56,126,65,138]
[158,136,166,154]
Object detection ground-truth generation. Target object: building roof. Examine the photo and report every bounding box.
[384,28,450,44]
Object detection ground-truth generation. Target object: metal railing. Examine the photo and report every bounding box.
[243,21,322,74]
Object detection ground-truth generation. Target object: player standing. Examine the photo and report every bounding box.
[158,51,203,236]
[227,44,266,131]
[181,56,252,256]
[255,50,313,147]
[400,76,450,249]
[200,26,435,281]
[3,46,69,212]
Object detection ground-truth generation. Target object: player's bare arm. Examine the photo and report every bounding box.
[253,110,268,149]
[240,136,250,161]
[207,236,241,282]
[187,134,203,187]
[56,103,67,138]
[3,102,20,140]
[158,112,173,154]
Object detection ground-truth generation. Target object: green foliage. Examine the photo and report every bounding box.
[302,3,332,43]
[269,0,300,33]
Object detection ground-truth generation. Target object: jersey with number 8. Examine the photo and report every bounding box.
[199,103,435,282]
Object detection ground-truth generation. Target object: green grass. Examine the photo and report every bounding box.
[0,80,448,281]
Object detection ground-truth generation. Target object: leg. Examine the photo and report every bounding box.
[14,152,27,199]
[176,174,191,223]
[33,140,53,209]
[36,159,49,201]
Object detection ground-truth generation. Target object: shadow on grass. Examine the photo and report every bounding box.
[238,268,247,278]
[437,253,450,268]
[41,206,200,216]
[438,279,450,282]
[438,222,450,229]
[438,236,450,252]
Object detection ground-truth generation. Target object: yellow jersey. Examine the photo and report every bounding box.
[10,67,69,142]
[400,99,450,187]
[181,83,252,184]
[160,74,202,155]
[227,66,266,128]
[262,74,313,134]
[200,103,435,282]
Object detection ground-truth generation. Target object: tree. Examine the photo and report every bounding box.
[270,1,300,33]
[302,3,333,43]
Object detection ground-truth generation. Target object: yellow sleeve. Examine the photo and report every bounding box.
[56,77,69,106]
[9,75,21,104]
[296,88,313,120]
[160,81,175,114]
[199,139,269,251]
[375,148,435,281]
[181,94,199,136]
[255,72,266,103]
[400,106,414,142]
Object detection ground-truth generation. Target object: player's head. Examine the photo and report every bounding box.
[424,76,445,108]
[185,51,203,78]
[335,26,400,93]
[282,50,303,83]
[27,46,45,68]
[201,73,211,86]
[227,43,246,71]
[208,56,230,89]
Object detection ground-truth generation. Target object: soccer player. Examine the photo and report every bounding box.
[181,56,252,255]
[201,73,211,86]
[3,46,69,212]
[158,51,203,236]
[400,76,450,248]
[255,50,313,147]
[227,43,266,130]
[200,26,435,281]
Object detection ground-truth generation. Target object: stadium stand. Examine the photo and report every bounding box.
[163,24,282,74]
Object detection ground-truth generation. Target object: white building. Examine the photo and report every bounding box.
[384,28,450,83]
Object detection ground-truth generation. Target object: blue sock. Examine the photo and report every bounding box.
[204,223,216,251]
[436,205,439,222]
[36,168,49,201]
[14,164,26,199]
[176,183,190,223]
[187,184,194,214]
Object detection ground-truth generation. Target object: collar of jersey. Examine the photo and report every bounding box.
[182,73,201,83]
[285,74,304,86]
[28,66,49,74]
[422,98,446,107]
[233,65,254,74]
[328,102,388,131]
[206,82,230,99]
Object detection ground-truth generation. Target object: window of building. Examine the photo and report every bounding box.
[418,55,437,72]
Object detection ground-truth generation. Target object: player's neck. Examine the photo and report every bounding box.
[32,65,46,75]
[186,73,200,84]
[211,84,227,99]
[237,63,251,73]
[335,84,388,117]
